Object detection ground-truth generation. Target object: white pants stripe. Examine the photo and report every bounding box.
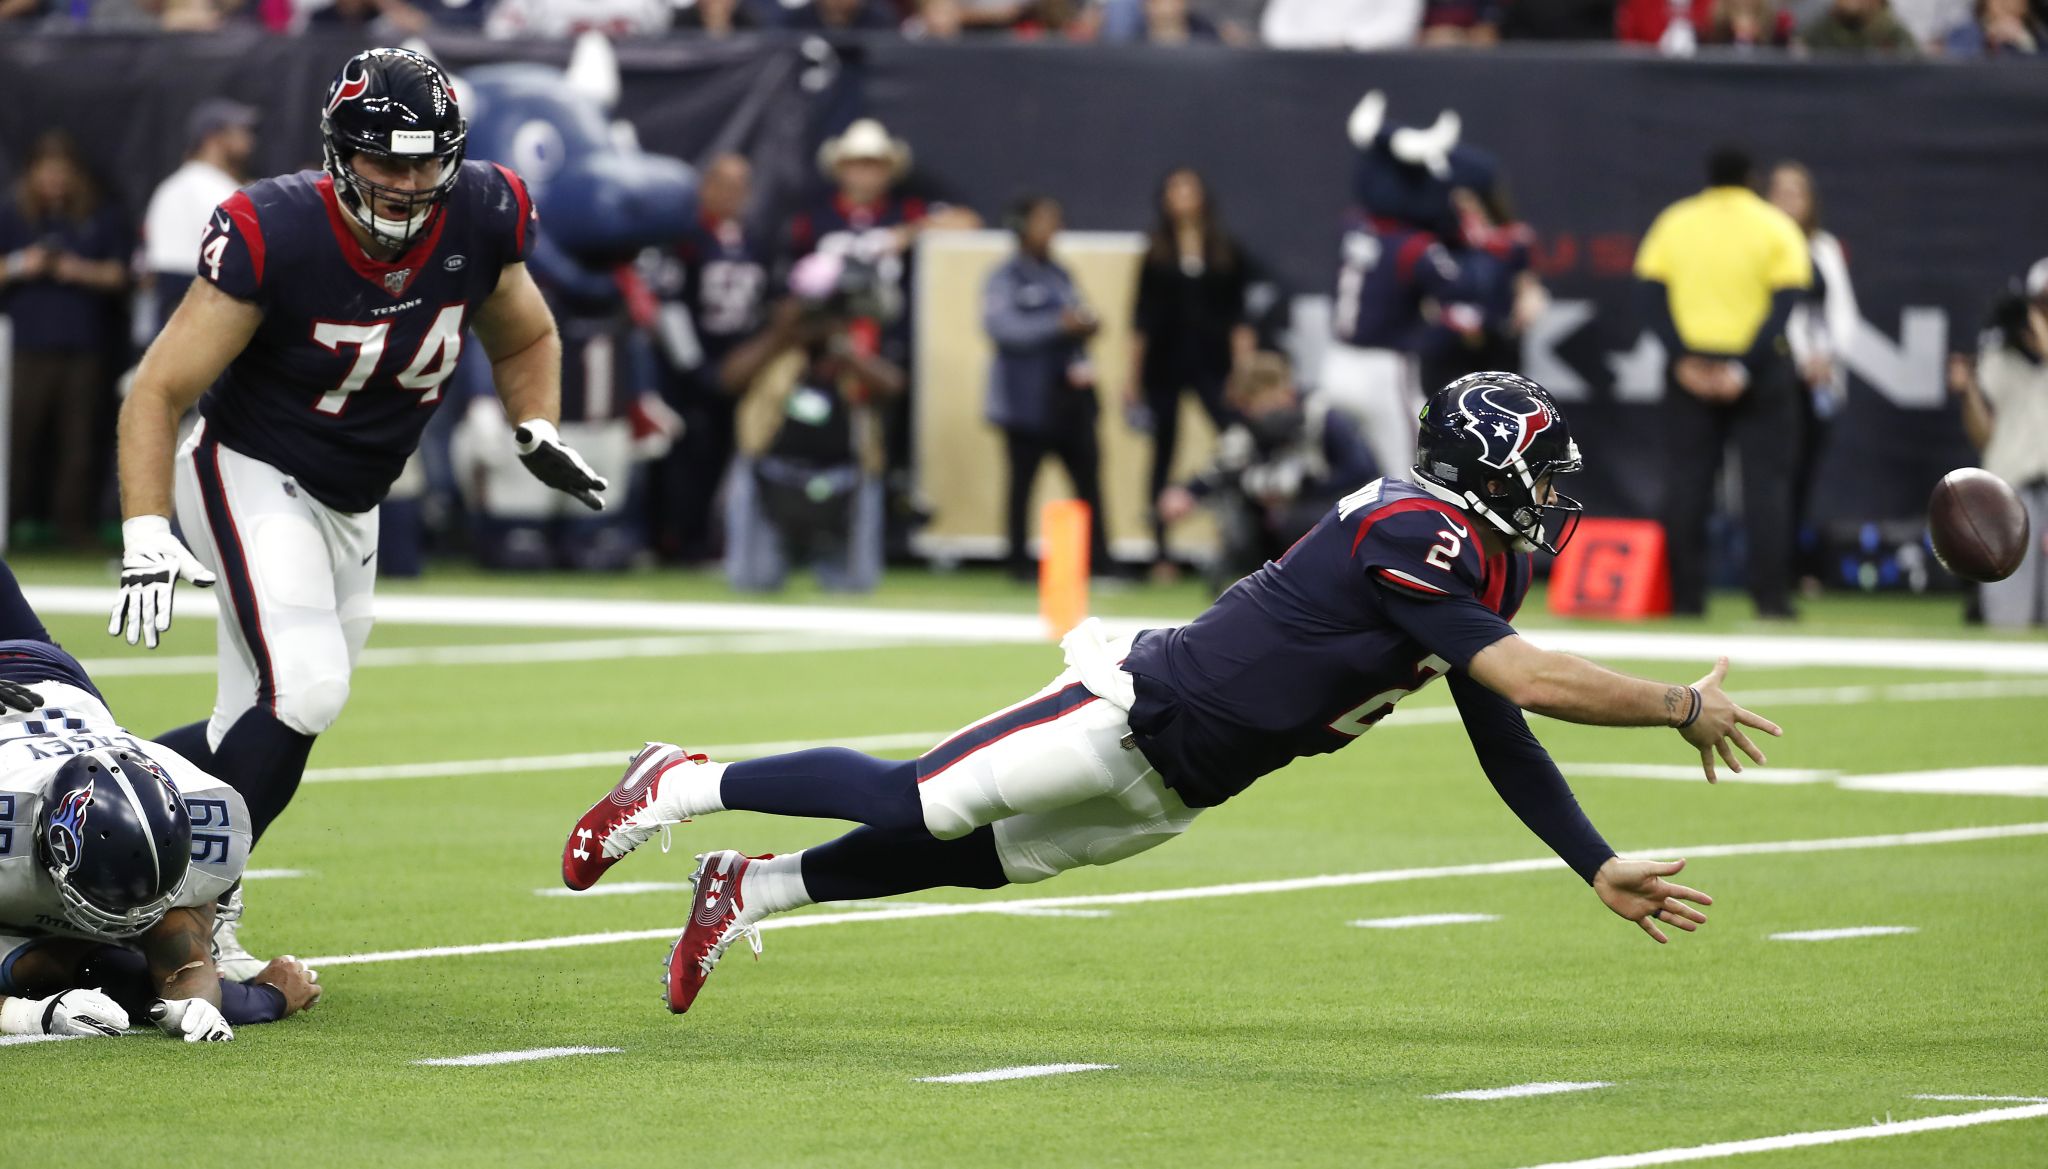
[1318,341,1420,481]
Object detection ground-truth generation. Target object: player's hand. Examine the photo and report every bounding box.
[34,988,131,1036]
[149,997,234,1043]
[1156,485,1197,525]
[0,679,40,714]
[1594,856,1711,944]
[248,955,322,1016]
[109,515,216,650]
[1678,656,1782,782]
[513,419,608,512]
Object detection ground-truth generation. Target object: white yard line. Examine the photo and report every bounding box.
[1351,913,1500,929]
[243,868,308,880]
[0,1034,80,1047]
[536,881,694,899]
[1505,1100,2048,1169]
[75,633,905,679]
[916,1063,1116,1084]
[1913,1094,2048,1103]
[1769,926,1919,942]
[1559,764,1839,786]
[1432,1081,1613,1100]
[303,821,2048,969]
[413,1046,621,1067]
[303,732,944,784]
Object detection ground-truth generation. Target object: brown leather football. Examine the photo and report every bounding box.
[1928,468,2030,584]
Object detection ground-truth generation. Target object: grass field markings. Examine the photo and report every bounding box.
[0,1034,81,1047]
[412,1046,623,1067]
[303,821,2048,969]
[1839,766,2048,798]
[1559,763,1838,786]
[243,868,308,880]
[1350,913,1501,928]
[915,1063,1118,1084]
[1504,1099,2048,1169]
[1913,1094,2048,1103]
[1430,1081,1614,1100]
[74,633,909,679]
[31,584,2048,671]
[302,732,943,784]
[536,882,695,898]
[1768,926,1919,942]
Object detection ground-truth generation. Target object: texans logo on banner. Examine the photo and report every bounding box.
[1456,384,1554,470]
[45,785,91,872]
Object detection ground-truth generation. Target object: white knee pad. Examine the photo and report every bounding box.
[276,674,350,735]
[992,793,1199,885]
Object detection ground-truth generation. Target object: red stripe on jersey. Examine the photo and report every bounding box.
[1394,233,1435,284]
[315,174,450,297]
[1375,567,1451,597]
[492,163,532,254]
[1479,549,1508,612]
[1349,498,1468,557]
[223,191,266,286]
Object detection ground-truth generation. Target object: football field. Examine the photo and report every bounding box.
[6,564,2047,1169]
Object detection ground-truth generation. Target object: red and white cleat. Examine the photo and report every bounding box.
[662,850,768,1014]
[561,742,708,891]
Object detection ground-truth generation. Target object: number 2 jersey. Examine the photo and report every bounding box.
[195,162,538,513]
[1124,477,1532,809]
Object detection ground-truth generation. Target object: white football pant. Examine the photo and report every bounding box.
[1318,341,1420,482]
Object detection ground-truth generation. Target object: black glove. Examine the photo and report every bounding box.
[513,419,608,512]
[0,679,40,715]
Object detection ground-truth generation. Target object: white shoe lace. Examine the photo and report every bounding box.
[602,806,685,860]
[701,916,764,976]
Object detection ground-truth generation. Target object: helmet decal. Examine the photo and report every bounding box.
[1456,383,1555,471]
[325,63,370,117]
[45,784,91,873]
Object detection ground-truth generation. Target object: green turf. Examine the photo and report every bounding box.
[3,580,2045,1168]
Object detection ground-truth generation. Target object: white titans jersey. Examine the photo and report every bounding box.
[0,682,249,939]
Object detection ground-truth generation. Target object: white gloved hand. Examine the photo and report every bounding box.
[513,418,609,511]
[0,988,131,1037]
[108,515,216,650]
[149,997,234,1043]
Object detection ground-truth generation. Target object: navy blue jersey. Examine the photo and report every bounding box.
[0,640,101,704]
[195,161,538,513]
[1330,213,1467,352]
[675,214,768,364]
[1125,477,1530,807]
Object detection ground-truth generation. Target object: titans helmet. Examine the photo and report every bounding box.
[36,748,192,938]
[1412,372,1585,555]
[320,46,467,253]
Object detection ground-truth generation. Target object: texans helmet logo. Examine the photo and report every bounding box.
[326,65,370,117]
[45,785,92,872]
[1455,384,1555,470]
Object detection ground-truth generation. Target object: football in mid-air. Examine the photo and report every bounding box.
[1928,467,2031,583]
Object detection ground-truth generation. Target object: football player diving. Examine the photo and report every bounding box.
[563,372,1785,1015]
[106,47,608,977]
[0,562,318,1042]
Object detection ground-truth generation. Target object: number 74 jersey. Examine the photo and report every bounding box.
[195,161,537,514]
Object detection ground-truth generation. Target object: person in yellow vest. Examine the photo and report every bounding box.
[1636,145,1812,618]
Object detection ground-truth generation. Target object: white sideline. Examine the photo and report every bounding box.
[916,1063,1116,1084]
[1505,1100,2048,1169]
[27,584,2048,673]
[243,868,307,881]
[1432,1081,1612,1100]
[302,821,2048,969]
[1351,913,1500,929]
[74,633,907,678]
[303,732,942,783]
[1913,1094,2048,1103]
[413,1046,621,1067]
[1769,926,1919,942]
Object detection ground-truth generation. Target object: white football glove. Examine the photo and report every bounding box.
[0,988,131,1037]
[149,997,234,1043]
[513,418,609,511]
[109,515,216,650]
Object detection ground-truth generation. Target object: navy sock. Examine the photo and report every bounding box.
[153,720,216,771]
[213,707,315,844]
[720,748,926,833]
[800,824,1009,902]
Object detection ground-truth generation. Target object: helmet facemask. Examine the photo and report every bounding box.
[1479,442,1585,555]
[323,139,464,255]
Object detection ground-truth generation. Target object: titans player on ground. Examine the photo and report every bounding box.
[561,373,1783,1016]
[108,48,608,976]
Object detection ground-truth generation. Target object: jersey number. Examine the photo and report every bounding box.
[1326,655,1450,737]
[311,304,467,415]
[202,232,229,282]
[1426,528,1463,571]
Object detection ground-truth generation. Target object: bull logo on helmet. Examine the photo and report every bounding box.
[1455,384,1555,470]
[45,785,91,873]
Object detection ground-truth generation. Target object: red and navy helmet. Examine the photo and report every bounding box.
[1413,371,1585,555]
[320,47,467,253]
[35,748,191,938]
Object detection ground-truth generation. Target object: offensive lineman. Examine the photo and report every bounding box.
[0,562,319,1042]
[563,373,1784,1015]
[108,48,608,976]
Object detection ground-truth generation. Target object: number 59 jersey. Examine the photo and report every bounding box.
[196,161,538,514]
[0,682,250,938]
[1122,477,1532,808]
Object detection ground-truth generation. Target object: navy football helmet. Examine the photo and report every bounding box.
[320,47,467,253]
[35,748,192,938]
[1412,372,1585,555]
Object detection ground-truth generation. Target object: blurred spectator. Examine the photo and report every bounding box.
[1102,0,1261,42]
[1889,0,1970,43]
[717,255,905,593]
[983,195,1111,580]
[1801,0,1921,51]
[1261,0,1423,48]
[141,99,256,341]
[1156,352,1375,593]
[674,0,760,31]
[1499,0,1619,39]
[1423,175,1544,390]
[1134,0,1223,41]
[790,119,935,369]
[1950,261,2048,627]
[302,0,435,32]
[1940,0,2045,53]
[1635,145,1811,618]
[1766,160,1858,591]
[0,133,130,549]
[785,0,900,29]
[1420,0,1502,43]
[1129,167,1253,580]
[0,0,52,21]
[1705,0,1797,43]
[485,0,670,37]
[903,0,966,37]
[1616,0,1709,41]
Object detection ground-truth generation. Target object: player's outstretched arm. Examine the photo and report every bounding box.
[476,262,608,511]
[141,905,234,1042]
[1592,857,1712,945]
[1467,636,1781,782]
[111,280,257,647]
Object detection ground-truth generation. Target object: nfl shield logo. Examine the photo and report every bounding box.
[384,268,413,296]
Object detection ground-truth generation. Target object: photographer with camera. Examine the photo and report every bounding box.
[984,194,1112,581]
[1156,352,1378,593]
[717,252,905,593]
